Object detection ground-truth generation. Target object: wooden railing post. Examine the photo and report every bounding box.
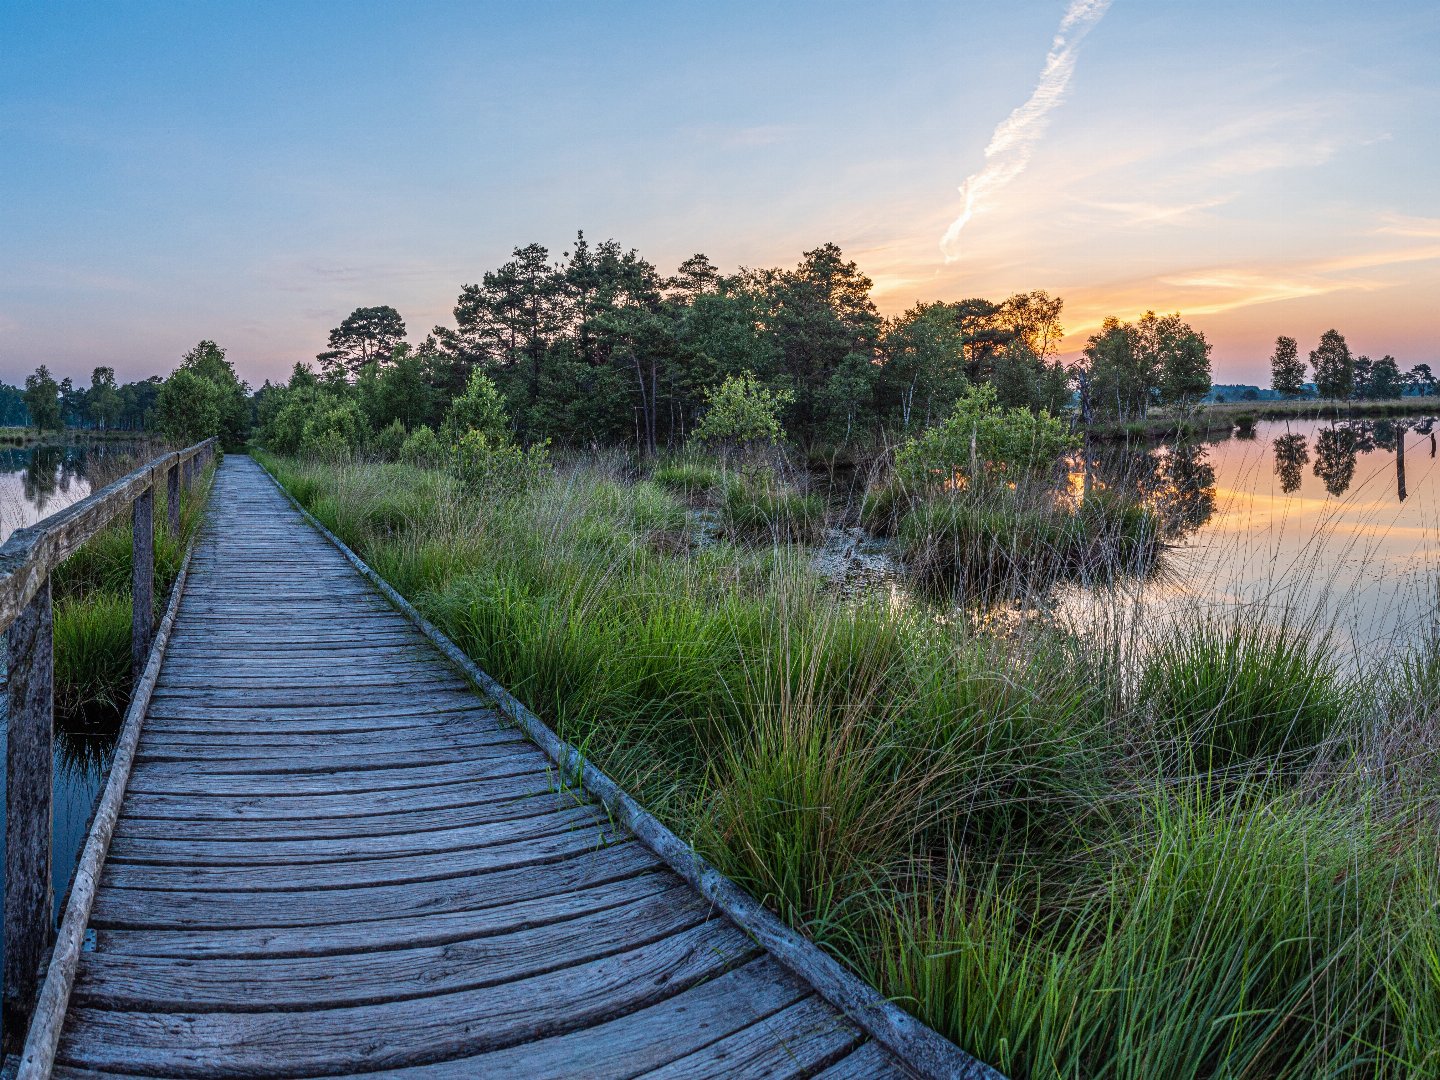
[166,458,181,538]
[3,577,54,1054]
[132,484,154,683]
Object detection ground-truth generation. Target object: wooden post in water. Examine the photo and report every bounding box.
[1397,427,1407,502]
[132,485,155,683]
[166,459,181,538]
[3,579,54,1054]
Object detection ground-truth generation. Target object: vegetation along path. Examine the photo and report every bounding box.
[33,455,986,1078]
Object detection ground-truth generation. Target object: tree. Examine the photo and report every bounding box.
[88,366,122,430]
[157,340,249,446]
[1081,318,1152,420]
[1270,336,1306,398]
[757,243,881,440]
[22,365,62,433]
[1310,330,1353,401]
[690,372,794,451]
[317,306,407,380]
[1407,363,1436,397]
[1152,313,1212,412]
[1366,355,1403,400]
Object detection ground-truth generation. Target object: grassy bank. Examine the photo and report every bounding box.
[49,455,214,723]
[259,448,1439,1079]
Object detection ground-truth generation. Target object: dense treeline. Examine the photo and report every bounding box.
[1269,331,1437,401]
[22,236,1439,455]
[254,235,1219,455]
[12,366,166,433]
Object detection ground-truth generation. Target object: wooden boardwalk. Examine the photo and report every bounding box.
[46,456,939,1078]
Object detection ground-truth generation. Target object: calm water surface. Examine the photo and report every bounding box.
[1058,415,1440,658]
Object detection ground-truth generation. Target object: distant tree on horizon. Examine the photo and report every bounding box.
[318,306,408,381]
[1311,330,1354,401]
[1269,335,1306,398]
[88,366,121,430]
[22,365,62,432]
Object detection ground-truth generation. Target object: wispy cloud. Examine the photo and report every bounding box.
[940,0,1111,261]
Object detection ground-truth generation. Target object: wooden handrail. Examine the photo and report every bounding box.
[0,436,215,1054]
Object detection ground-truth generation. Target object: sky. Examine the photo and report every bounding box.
[2,0,1437,388]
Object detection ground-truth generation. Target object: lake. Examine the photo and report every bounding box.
[1053,415,1440,660]
[812,415,1440,663]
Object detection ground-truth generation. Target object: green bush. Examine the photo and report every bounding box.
[690,372,794,450]
[400,424,444,466]
[450,430,550,496]
[895,383,1075,490]
[372,419,407,460]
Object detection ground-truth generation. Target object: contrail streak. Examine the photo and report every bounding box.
[940,0,1111,261]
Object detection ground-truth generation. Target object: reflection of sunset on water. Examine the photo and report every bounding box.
[1055,415,1440,660]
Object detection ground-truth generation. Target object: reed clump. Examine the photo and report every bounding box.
[259,447,1440,1080]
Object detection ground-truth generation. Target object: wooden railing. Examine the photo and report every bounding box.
[0,437,215,1051]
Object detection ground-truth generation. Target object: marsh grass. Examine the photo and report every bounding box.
[898,486,1159,601]
[258,447,1440,1080]
[48,456,214,724]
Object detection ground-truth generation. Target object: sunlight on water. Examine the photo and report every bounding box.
[1058,416,1440,661]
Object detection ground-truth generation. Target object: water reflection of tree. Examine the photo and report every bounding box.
[1152,441,1217,539]
[22,445,68,511]
[1273,432,1309,493]
[1313,424,1359,496]
[1086,440,1216,541]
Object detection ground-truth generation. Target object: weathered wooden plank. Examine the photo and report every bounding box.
[94,873,681,960]
[89,841,660,930]
[3,577,54,1052]
[106,802,603,866]
[129,740,529,776]
[56,919,755,1076]
[812,1040,919,1079]
[643,995,863,1078]
[130,484,154,683]
[99,823,622,893]
[117,772,564,822]
[165,460,180,538]
[75,887,711,1011]
[319,957,811,1080]
[112,790,584,843]
[134,729,520,761]
[125,754,545,797]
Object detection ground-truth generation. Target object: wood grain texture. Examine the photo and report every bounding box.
[4,577,54,1053]
[35,455,970,1080]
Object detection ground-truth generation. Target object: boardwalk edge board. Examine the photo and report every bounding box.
[257,454,1004,1080]
[18,511,205,1079]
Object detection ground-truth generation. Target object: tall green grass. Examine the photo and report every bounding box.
[49,460,214,724]
[258,449,1440,1080]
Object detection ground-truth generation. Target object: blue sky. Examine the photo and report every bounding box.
[3,1,1438,387]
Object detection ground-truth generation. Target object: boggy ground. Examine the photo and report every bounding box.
[260,448,1439,1080]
